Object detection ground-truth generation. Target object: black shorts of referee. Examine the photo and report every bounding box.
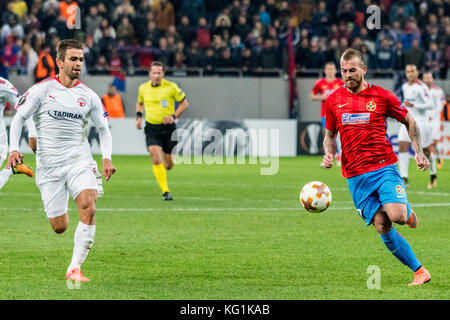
[144,122,178,154]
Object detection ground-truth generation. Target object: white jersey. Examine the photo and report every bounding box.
[0,77,21,146]
[16,76,109,168]
[426,85,445,120]
[401,80,433,122]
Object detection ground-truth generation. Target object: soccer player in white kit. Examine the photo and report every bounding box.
[422,71,445,187]
[397,64,434,188]
[0,76,36,189]
[7,39,116,282]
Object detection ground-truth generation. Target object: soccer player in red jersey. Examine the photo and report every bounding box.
[321,49,431,286]
[311,62,344,165]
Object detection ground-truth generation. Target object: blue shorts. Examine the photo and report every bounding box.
[347,164,409,226]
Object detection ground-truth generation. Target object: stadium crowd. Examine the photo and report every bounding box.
[0,0,450,80]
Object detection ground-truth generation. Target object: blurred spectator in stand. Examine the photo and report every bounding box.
[21,40,38,78]
[113,0,136,24]
[216,47,235,70]
[166,25,181,43]
[389,0,415,26]
[102,84,125,118]
[425,42,444,75]
[156,37,174,67]
[83,36,99,72]
[240,47,258,75]
[312,0,331,39]
[35,43,55,82]
[98,27,117,61]
[174,40,187,68]
[181,0,205,27]
[153,0,175,33]
[94,18,117,44]
[214,9,232,38]
[85,6,103,38]
[393,41,406,94]
[232,15,251,45]
[185,40,203,68]
[323,38,340,66]
[116,16,135,45]
[203,47,217,75]
[375,38,394,77]
[258,4,271,27]
[2,13,24,42]
[257,38,280,73]
[59,0,78,21]
[196,16,211,50]
[92,55,109,75]
[337,0,356,23]
[266,0,280,22]
[404,38,426,71]
[11,0,28,24]
[138,39,156,69]
[304,40,325,70]
[24,6,41,33]
[178,16,195,45]
[144,20,161,44]
[417,2,429,29]
[0,35,19,78]
[229,34,243,64]
[295,37,310,71]
[109,49,123,78]
[401,24,422,51]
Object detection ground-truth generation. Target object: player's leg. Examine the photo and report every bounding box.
[66,160,99,281]
[149,145,171,199]
[163,152,174,170]
[0,149,13,189]
[373,207,430,286]
[146,124,171,199]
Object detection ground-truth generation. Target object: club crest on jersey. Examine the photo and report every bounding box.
[396,185,405,196]
[366,100,376,111]
[77,97,87,107]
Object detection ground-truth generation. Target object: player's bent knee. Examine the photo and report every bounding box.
[372,210,392,234]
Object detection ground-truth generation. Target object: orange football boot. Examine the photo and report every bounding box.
[66,267,90,282]
[408,266,431,286]
[12,163,34,177]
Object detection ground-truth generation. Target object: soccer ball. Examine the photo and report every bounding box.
[299,181,332,213]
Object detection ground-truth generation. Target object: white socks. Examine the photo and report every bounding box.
[398,152,410,178]
[430,152,437,175]
[67,221,96,273]
[0,168,13,190]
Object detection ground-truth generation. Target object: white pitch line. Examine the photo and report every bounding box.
[2,203,450,213]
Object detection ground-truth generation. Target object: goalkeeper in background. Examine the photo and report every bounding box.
[136,61,189,201]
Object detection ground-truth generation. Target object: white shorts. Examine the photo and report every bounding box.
[36,159,98,218]
[430,117,441,141]
[397,120,433,148]
[0,144,6,168]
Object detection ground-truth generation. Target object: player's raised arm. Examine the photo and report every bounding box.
[402,113,430,171]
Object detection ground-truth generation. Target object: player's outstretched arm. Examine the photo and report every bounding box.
[321,129,338,168]
[6,113,27,168]
[402,113,430,171]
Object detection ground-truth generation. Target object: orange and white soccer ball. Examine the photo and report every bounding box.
[299,181,332,213]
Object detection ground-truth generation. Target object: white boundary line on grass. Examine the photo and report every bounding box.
[1,202,450,213]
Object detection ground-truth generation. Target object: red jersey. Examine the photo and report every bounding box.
[312,78,344,117]
[325,83,408,178]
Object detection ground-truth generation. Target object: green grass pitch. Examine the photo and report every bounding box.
[0,155,449,299]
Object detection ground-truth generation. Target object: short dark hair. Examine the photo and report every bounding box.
[340,48,366,67]
[56,39,83,61]
[150,61,165,71]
